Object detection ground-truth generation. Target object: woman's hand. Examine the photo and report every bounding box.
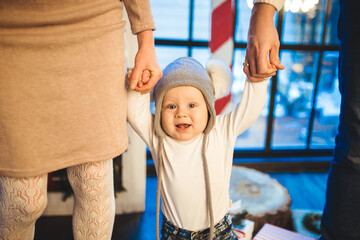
[128,30,162,94]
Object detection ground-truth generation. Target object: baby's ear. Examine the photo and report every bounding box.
[206,58,233,100]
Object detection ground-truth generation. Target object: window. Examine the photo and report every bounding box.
[149,0,340,159]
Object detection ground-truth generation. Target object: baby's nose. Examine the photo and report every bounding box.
[175,109,187,118]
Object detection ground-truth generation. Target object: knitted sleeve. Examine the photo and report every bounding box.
[253,0,285,11]
[127,90,154,146]
[122,0,156,34]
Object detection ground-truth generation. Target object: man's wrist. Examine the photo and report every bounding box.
[252,3,277,19]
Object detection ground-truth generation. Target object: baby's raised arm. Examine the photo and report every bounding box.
[223,77,269,137]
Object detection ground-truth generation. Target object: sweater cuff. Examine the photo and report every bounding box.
[253,0,285,11]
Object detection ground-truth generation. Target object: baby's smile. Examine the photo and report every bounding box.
[176,123,191,130]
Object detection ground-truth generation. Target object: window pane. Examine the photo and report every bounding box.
[235,0,252,42]
[310,51,340,148]
[150,0,190,40]
[282,0,326,44]
[272,50,320,149]
[155,46,188,69]
[233,49,267,149]
[191,47,212,65]
[325,0,340,45]
[193,0,211,41]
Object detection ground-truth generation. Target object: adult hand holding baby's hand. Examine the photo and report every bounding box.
[128,61,162,94]
[128,30,163,94]
[127,68,154,94]
[244,3,285,83]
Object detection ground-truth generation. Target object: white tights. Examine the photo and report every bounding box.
[0,159,115,240]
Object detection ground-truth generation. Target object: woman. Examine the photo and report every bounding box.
[0,0,162,239]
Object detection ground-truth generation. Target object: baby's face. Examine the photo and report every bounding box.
[161,86,208,141]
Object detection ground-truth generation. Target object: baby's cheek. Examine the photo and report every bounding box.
[161,118,170,134]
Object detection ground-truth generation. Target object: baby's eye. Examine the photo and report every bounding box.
[188,104,195,108]
[169,105,176,109]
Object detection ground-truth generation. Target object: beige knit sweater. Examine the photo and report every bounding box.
[0,0,155,177]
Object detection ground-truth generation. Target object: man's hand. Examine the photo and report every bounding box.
[244,3,285,81]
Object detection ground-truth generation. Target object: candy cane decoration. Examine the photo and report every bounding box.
[210,0,235,115]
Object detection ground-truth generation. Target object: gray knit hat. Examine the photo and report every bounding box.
[152,57,232,138]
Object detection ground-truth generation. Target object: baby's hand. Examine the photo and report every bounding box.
[127,69,152,94]
[137,69,151,87]
[243,63,274,82]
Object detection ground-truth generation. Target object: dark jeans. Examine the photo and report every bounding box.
[320,1,360,239]
[161,213,237,240]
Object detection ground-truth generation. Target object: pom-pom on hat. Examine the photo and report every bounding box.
[152,57,232,138]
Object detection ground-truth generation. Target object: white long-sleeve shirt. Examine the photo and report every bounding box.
[127,79,268,231]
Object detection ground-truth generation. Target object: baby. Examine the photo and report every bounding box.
[127,57,268,240]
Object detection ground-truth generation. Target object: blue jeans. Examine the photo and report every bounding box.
[320,1,360,239]
[161,213,237,240]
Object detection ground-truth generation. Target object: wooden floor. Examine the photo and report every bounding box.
[34,172,329,240]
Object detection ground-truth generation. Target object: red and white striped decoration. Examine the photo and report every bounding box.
[210,0,234,115]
